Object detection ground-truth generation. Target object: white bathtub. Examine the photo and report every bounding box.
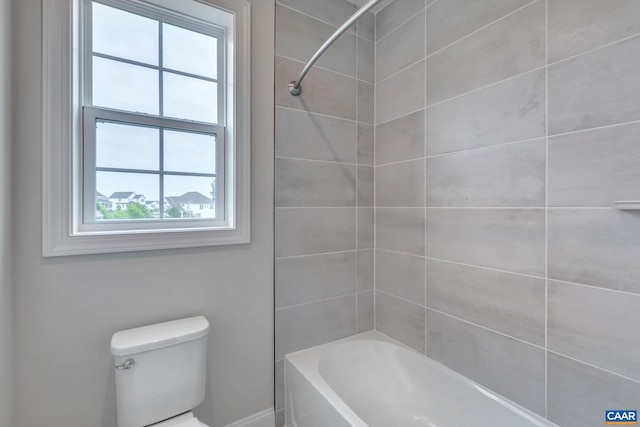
[285,331,557,427]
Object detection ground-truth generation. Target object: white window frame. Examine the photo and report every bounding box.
[42,0,251,256]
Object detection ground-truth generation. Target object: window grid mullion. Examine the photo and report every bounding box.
[159,127,165,219]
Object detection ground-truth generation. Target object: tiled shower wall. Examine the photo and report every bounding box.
[374,0,640,426]
[274,0,375,424]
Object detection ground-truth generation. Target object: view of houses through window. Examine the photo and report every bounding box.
[95,179,216,220]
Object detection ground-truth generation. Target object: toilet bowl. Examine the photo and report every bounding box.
[149,411,209,427]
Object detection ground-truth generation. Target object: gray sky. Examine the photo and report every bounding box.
[91,2,219,201]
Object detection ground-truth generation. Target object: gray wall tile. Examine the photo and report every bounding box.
[376,0,425,41]
[276,55,356,120]
[376,208,426,256]
[425,70,545,155]
[276,107,357,163]
[357,123,374,166]
[357,290,375,332]
[426,208,545,276]
[275,208,356,257]
[275,251,356,308]
[548,0,640,63]
[357,208,374,249]
[376,250,425,304]
[357,166,374,207]
[277,0,357,32]
[357,80,374,124]
[549,122,640,207]
[376,291,426,353]
[426,1,545,104]
[376,160,426,207]
[426,0,532,55]
[426,139,546,207]
[275,294,356,359]
[357,249,374,291]
[548,36,640,135]
[426,259,545,345]
[275,359,285,411]
[276,4,356,77]
[548,209,640,294]
[357,37,375,83]
[376,110,425,165]
[548,281,640,381]
[376,10,425,82]
[548,352,640,427]
[376,60,425,124]
[276,158,356,207]
[357,11,376,42]
[427,310,546,415]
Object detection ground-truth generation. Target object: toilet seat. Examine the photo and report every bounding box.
[148,411,209,427]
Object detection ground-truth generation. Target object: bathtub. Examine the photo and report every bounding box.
[285,331,557,427]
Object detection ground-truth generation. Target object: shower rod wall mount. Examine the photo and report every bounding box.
[288,0,382,96]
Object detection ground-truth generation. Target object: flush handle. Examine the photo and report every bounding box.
[115,359,135,370]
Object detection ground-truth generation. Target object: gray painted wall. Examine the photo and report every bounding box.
[0,0,12,424]
[10,0,274,426]
[273,0,375,424]
[374,1,640,426]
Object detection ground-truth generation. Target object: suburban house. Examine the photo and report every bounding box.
[109,191,146,211]
[95,191,214,219]
[165,191,215,218]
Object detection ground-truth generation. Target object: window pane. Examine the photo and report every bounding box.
[95,172,159,220]
[96,122,159,170]
[163,23,217,79]
[163,72,217,123]
[92,2,159,66]
[164,175,216,219]
[93,57,159,114]
[163,130,216,174]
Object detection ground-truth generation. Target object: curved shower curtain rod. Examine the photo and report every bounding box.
[288,0,381,96]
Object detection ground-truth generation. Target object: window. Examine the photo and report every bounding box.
[43,0,251,256]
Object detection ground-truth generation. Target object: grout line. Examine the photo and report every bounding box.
[275,105,360,125]
[547,32,640,68]
[275,291,358,311]
[423,135,545,160]
[375,57,426,86]
[426,307,547,351]
[275,155,359,167]
[376,289,426,309]
[275,2,361,39]
[275,206,359,209]
[375,6,426,45]
[376,106,426,127]
[425,256,548,281]
[275,249,357,261]
[548,117,640,138]
[355,33,360,334]
[372,14,377,332]
[424,0,539,59]
[377,247,426,260]
[544,0,549,417]
[546,350,640,385]
[424,0,429,356]
[424,66,547,109]
[548,278,640,299]
[377,157,425,168]
[276,53,358,82]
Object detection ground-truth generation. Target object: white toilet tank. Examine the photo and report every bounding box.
[110,316,210,427]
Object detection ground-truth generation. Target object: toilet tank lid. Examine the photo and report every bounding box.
[111,316,209,356]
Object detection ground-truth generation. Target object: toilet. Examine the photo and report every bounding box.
[110,316,210,427]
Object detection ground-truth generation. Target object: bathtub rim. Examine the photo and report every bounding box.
[285,330,557,427]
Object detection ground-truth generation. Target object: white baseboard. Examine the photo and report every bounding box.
[224,408,275,427]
